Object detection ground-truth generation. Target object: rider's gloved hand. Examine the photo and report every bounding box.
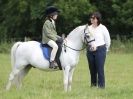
[56,37,63,43]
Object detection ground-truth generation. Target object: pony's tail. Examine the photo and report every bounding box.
[11,42,23,69]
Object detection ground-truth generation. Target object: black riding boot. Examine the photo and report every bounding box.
[49,61,58,69]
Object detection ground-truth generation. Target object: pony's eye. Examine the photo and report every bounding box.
[85,34,90,38]
[86,35,90,37]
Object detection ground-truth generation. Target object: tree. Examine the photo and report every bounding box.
[55,0,96,35]
[0,0,133,42]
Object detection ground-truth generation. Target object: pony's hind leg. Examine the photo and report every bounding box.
[16,65,32,89]
[6,65,32,90]
[6,68,20,90]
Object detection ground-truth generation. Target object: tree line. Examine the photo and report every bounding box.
[0,0,133,42]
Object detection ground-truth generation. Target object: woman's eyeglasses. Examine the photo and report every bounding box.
[90,17,96,20]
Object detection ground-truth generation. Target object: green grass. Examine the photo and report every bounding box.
[0,52,133,99]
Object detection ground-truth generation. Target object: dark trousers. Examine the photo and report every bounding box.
[86,45,106,88]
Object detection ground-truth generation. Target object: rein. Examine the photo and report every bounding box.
[62,38,94,52]
[83,24,95,44]
[63,24,94,52]
[63,43,86,51]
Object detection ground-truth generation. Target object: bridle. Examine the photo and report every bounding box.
[63,41,86,51]
[63,24,95,52]
[83,24,95,44]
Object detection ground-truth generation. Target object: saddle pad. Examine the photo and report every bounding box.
[40,43,62,70]
[40,44,52,60]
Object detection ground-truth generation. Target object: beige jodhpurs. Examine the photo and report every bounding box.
[47,40,58,62]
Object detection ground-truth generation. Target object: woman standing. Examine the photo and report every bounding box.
[86,12,111,88]
[42,6,63,69]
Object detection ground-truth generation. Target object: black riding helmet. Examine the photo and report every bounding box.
[45,6,60,16]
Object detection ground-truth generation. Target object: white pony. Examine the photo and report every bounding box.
[6,24,95,92]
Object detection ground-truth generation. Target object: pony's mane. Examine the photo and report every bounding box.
[67,25,86,39]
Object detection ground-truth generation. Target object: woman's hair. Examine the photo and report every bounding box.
[90,11,102,25]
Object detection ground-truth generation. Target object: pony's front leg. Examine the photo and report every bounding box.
[68,67,75,91]
[63,66,70,92]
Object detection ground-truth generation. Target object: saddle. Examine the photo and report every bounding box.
[40,41,62,70]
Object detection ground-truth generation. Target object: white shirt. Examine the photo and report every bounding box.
[89,24,111,51]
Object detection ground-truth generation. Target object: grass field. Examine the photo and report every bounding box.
[0,52,133,99]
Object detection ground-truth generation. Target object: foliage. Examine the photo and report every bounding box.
[55,0,96,35]
[0,42,13,53]
[0,0,133,42]
[0,38,133,54]
[111,0,133,35]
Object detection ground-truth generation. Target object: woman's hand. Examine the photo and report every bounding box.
[89,46,97,51]
[88,42,97,51]
[56,37,63,43]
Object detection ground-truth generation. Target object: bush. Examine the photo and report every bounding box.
[0,37,133,54]
[0,42,13,53]
[110,37,133,53]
